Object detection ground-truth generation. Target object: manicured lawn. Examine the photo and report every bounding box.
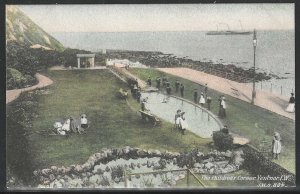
[129,68,295,173]
[14,70,211,170]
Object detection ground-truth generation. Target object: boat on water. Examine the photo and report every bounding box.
[206,21,252,35]
[206,30,252,35]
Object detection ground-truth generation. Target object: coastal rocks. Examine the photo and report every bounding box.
[106,50,275,83]
[34,147,244,188]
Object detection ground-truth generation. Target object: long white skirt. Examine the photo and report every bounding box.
[180,119,188,130]
[286,103,295,113]
[273,140,282,154]
[175,117,181,125]
[199,96,205,104]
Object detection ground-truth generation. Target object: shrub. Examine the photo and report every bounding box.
[212,131,234,151]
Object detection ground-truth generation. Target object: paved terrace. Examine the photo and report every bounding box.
[158,68,295,121]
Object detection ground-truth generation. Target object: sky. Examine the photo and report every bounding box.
[16,4,294,32]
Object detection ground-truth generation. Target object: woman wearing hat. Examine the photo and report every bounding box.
[285,93,295,113]
[272,132,282,159]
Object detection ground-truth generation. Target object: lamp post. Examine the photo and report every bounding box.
[251,29,257,105]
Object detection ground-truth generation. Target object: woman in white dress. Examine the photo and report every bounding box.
[285,93,295,113]
[179,112,188,135]
[272,132,282,159]
[220,97,227,118]
[180,117,188,135]
[62,119,71,133]
[199,93,206,107]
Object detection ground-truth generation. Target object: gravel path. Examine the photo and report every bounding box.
[158,68,295,121]
[6,73,53,104]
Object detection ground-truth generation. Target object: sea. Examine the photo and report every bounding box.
[51,30,295,97]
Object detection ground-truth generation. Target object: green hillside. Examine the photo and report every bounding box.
[6,5,64,51]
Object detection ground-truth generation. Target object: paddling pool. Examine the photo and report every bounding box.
[141,92,222,138]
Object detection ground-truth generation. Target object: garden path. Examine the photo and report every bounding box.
[6,73,53,104]
[158,68,295,121]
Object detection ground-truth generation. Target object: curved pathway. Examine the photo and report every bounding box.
[158,68,295,121]
[6,73,53,104]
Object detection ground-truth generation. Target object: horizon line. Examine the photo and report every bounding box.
[50,29,294,33]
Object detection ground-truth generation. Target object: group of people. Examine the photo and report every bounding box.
[174,109,189,135]
[146,76,185,97]
[193,85,211,109]
[53,114,89,136]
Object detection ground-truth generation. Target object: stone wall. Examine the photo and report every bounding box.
[33,147,244,188]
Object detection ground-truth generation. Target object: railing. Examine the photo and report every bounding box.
[257,81,294,97]
[190,65,294,97]
[170,94,223,129]
[124,168,206,188]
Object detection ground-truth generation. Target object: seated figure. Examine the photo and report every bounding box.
[79,114,88,134]
[62,119,71,133]
[53,122,66,135]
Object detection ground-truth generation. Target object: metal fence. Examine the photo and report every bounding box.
[124,168,206,188]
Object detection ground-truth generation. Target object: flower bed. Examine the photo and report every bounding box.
[34,147,244,188]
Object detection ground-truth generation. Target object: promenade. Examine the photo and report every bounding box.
[158,68,295,121]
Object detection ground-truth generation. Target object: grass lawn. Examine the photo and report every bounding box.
[129,68,295,173]
[12,69,212,171]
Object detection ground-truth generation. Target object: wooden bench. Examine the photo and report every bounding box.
[139,110,161,126]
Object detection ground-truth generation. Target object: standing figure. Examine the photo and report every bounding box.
[166,80,170,88]
[175,80,180,93]
[193,89,198,104]
[180,83,184,97]
[207,96,212,110]
[286,93,295,113]
[204,83,208,99]
[136,90,141,102]
[220,96,227,118]
[174,110,182,130]
[272,132,282,159]
[156,77,161,89]
[162,76,166,87]
[147,77,152,86]
[180,112,188,135]
[199,92,205,107]
[132,84,138,98]
[166,86,171,95]
[218,95,223,117]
